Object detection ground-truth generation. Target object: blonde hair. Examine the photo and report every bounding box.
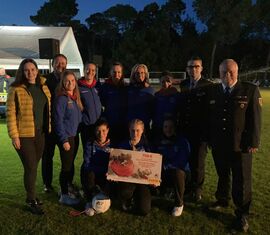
[130,64,150,85]
[57,70,83,110]
[129,119,144,130]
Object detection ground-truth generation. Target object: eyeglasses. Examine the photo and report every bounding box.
[187,65,201,69]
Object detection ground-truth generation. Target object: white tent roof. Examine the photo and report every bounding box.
[0,26,83,75]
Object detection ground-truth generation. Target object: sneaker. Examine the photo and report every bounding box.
[35,198,43,205]
[26,199,44,215]
[44,185,54,193]
[59,194,80,205]
[121,198,134,212]
[172,205,184,217]
[209,200,229,210]
[68,183,80,197]
[193,192,202,203]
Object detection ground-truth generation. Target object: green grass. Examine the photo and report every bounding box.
[0,89,269,235]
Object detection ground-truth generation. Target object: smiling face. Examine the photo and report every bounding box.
[63,74,76,94]
[84,63,96,83]
[186,59,203,81]
[111,64,123,83]
[24,62,38,84]
[95,124,109,143]
[219,59,238,87]
[129,122,144,144]
[135,66,146,82]
[53,56,67,74]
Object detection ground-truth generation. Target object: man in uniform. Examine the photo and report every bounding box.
[207,59,262,232]
[178,56,212,202]
[42,54,68,192]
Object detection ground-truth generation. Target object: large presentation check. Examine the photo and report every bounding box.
[107,148,162,186]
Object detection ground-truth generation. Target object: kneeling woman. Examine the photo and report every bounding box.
[154,117,190,216]
[80,118,111,215]
[53,71,83,205]
[118,119,152,215]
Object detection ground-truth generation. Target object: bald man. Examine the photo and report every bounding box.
[206,59,262,232]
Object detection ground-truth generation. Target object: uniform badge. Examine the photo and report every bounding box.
[240,103,245,109]
[210,100,215,104]
[258,98,263,107]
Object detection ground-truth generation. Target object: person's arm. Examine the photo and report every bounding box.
[53,96,69,150]
[6,88,21,149]
[248,86,262,153]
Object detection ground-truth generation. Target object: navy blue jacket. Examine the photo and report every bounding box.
[99,79,127,127]
[154,135,190,171]
[153,88,179,129]
[118,139,151,152]
[206,81,262,151]
[127,85,155,129]
[82,141,111,174]
[78,79,102,126]
[53,95,82,144]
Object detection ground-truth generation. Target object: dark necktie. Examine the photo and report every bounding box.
[224,87,230,96]
[190,81,195,89]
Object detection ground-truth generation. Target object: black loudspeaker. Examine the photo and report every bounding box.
[39,38,60,59]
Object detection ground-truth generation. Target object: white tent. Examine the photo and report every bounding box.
[0,26,83,76]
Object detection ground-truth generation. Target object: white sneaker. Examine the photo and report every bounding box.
[59,194,80,205]
[172,205,184,216]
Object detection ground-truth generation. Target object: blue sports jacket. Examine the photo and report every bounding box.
[53,95,82,144]
[78,79,102,126]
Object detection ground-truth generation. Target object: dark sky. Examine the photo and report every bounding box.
[0,0,204,31]
[0,0,167,25]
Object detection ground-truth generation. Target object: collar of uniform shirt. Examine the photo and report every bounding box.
[221,81,237,93]
[190,77,201,89]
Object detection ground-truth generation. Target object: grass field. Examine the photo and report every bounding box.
[0,89,269,235]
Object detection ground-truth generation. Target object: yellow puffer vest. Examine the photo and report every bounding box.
[6,77,51,138]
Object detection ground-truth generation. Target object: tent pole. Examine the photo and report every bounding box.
[49,59,52,73]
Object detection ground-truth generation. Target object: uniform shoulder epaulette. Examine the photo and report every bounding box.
[242,80,258,87]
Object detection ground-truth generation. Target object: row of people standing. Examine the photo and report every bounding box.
[6,55,261,233]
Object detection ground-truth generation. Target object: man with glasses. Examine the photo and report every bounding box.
[178,56,212,202]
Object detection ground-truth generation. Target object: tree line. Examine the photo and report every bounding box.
[29,0,270,79]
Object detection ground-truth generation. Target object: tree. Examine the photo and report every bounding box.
[104,4,137,33]
[30,0,78,26]
[248,0,270,68]
[193,0,252,78]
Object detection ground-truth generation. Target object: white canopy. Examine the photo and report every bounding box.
[0,26,83,76]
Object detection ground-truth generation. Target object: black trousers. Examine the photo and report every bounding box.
[42,131,58,187]
[58,137,77,194]
[187,138,207,195]
[16,130,45,201]
[42,132,79,187]
[161,169,186,207]
[119,182,151,215]
[212,148,252,217]
[81,169,110,201]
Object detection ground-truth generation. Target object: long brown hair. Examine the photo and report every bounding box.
[56,70,83,110]
[11,58,41,87]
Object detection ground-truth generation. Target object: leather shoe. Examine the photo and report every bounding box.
[232,216,249,233]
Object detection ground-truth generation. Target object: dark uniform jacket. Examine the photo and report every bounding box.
[206,81,262,152]
[178,78,212,141]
